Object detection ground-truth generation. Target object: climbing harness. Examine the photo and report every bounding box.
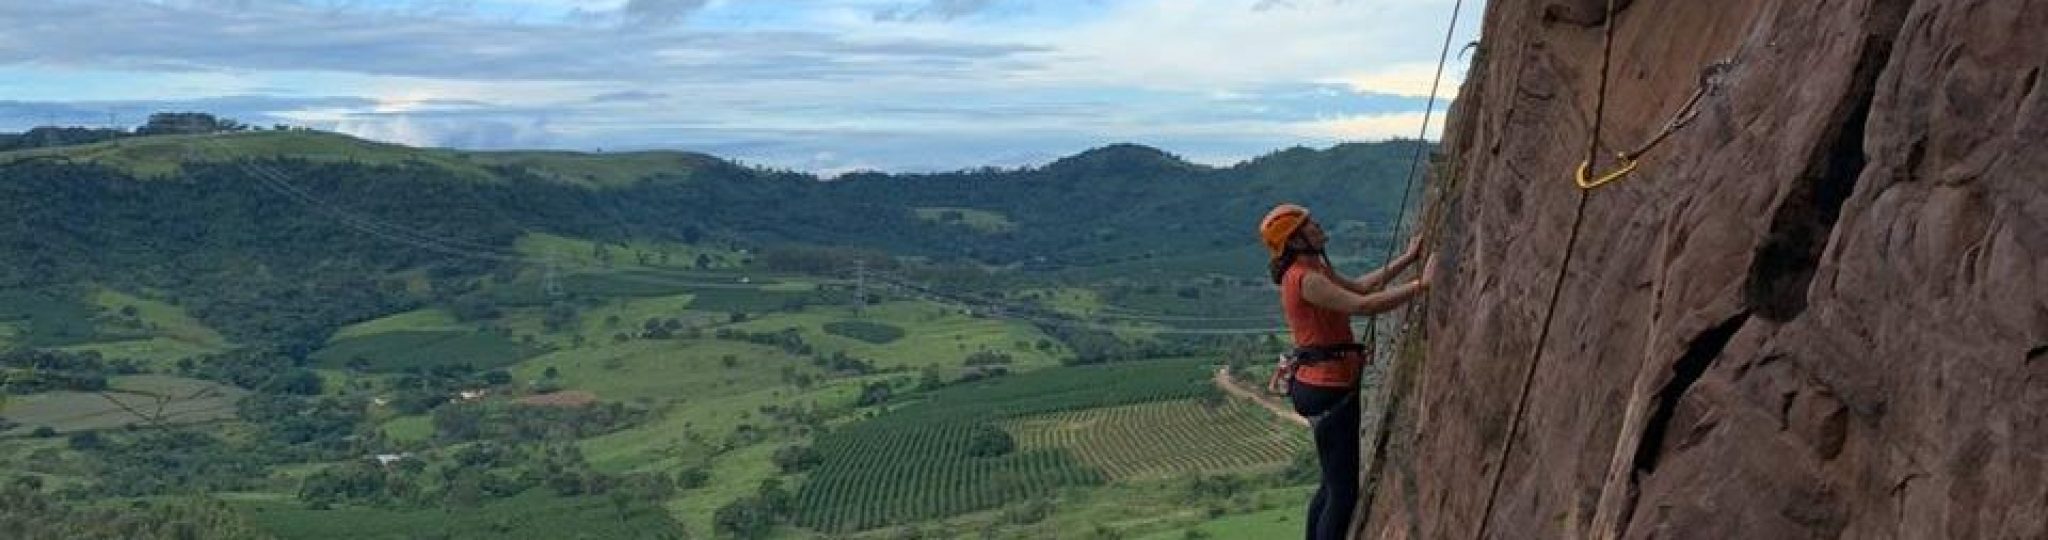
[1267,343,1370,394]
[1575,61,1735,189]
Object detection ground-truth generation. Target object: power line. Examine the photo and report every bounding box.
[194,136,788,292]
[869,272,1287,335]
[190,134,1281,334]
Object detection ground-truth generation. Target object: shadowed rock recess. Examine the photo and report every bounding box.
[1366,0,2047,538]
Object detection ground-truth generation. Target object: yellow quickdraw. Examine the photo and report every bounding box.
[1574,153,1640,190]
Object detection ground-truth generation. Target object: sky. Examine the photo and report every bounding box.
[0,0,1483,174]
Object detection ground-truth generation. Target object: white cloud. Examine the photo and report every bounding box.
[872,0,1000,22]
[1333,62,1463,100]
[6,0,1480,171]
[330,114,559,149]
[1006,0,1474,89]
[1291,111,1439,140]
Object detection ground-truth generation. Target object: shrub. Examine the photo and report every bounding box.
[822,321,905,345]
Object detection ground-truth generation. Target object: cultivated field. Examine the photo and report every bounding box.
[794,357,1216,533]
[1006,398,1307,481]
[1,375,247,435]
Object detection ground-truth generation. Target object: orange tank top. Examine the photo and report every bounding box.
[1280,259,1363,388]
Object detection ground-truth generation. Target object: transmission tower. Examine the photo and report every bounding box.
[543,249,564,298]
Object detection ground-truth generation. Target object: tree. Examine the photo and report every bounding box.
[66,431,104,451]
[262,368,324,395]
[917,365,946,391]
[964,423,1014,458]
[480,370,513,386]
[445,470,486,508]
[136,112,242,135]
[641,317,674,339]
[771,445,822,473]
[675,467,710,490]
[608,490,635,520]
[756,478,793,516]
[449,296,502,322]
[432,404,486,441]
[713,497,774,539]
[542,303,579,333]
[855,381,893,407]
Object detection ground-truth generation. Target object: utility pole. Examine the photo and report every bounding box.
[853,259,866,317]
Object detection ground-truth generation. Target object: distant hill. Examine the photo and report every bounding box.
[0,129,732,187]
[0,128,1430,350]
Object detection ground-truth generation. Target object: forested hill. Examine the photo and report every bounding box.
[0,129,1425,352]
[2,129,1422,268]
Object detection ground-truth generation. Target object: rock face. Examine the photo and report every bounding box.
[1365,0,2047,538]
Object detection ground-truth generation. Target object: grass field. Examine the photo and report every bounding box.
[484,269,809,309]
[1018,287,1108,317]
[330,308,468,340]
[821,320,905,344]
[378,415,433,443]
[0,375,247,435]
[88,288,226,346]
[237,488,682,539]
[1132,502,1308,540]
[513,232,745,272]
[0,131,501,180]
[462,149,721,188]
[725,300,1067,372]
[491,293,707,350]
[662,441,784,536]
[510,339,808,404]
[1,130,737,191]
[56,338,224,367]
[0,288,103,348]
[310,330,537,372]
[558,371,879,536]
[912,207,1016,233]
[56,288,233,366]
[1005,398,1306,481]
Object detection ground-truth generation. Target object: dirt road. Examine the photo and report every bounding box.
[1214,366,1307,428]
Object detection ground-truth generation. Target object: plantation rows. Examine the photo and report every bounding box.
[1007,399,1308,480]
[793,358,1213,532]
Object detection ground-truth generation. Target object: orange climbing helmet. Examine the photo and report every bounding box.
[1259,203,1310,257]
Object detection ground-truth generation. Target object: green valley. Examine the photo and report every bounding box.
[0,127,1418,539]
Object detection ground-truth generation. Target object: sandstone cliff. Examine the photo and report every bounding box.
[1365,0,2047,538]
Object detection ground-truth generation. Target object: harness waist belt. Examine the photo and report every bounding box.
[1289,343,1366,363]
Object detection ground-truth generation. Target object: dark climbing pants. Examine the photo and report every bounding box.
[1289,378,1360,540]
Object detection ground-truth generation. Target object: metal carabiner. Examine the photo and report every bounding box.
[1574,153,1640,190]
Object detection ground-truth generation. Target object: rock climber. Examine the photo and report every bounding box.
[1259,202,1436,540]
